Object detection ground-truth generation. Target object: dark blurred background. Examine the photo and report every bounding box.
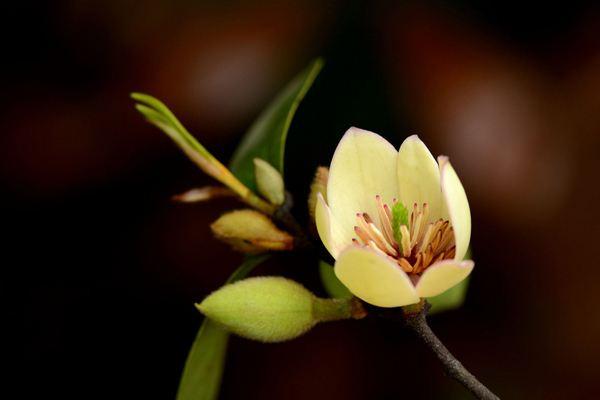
[8,1,600,399]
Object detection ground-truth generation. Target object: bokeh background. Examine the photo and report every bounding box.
[9,1,600,398]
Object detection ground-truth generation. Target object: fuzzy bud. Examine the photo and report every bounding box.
[196,277,353,342]
[253,158,285,206]
[210,209,293,253]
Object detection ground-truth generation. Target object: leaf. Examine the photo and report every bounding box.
[427,248,472,314]
[391,202,409,247]
[427,276,470,314]
[176,255,269,400]
[229,58,324,190]
[318,260,352,299]
[131,94,222,171]
[131,93,274,214]
[176,318,228,400]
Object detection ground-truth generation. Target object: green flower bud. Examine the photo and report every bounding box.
[253,158,285,206]
[196,277,354,342]
[211,209,293,253]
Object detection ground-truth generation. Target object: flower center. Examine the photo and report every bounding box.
[352,195,456,275]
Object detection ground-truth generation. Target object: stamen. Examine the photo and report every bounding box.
[398,257,413,273]
[356,214,372,240]
[399,225,411,257]
[446,246,456,259]
[352,197,456,276]
[418,223,434,253]
[376,195,396,246]
[383,204,393,221]
[432,251,446,264]
[422,244,434,269]
[368,240,388,258]
[409,203,418,238]
[439,226,454,251]
[431,229,442,251]
[413,253,422,272]
[354,226,371,245]
[368,223,398,256]
[411,211,423,246]
[416,204,429,244]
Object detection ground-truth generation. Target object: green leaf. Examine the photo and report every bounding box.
[427,248,472,314]
[229,58,324,190]
[176,318,228,400]
[131,93,275,214]
[427,276,470,314]
[131,93,216,162]
[318,260,352,299]
[391,202,409,248]
[176,255,269,400]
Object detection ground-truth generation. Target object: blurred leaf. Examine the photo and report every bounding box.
[229,58,324,190]
[176,319,228,400]
[427,276,470,314]
[176,255,269,400]
[427,248,473,314]
[319,260,352,299]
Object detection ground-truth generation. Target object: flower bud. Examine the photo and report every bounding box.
[307,166,329,221]
[196,277,353,342]
[253,158,285,206]
[171,186,234,203]
[210,209,293,253]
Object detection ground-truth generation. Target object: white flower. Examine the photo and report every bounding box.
[316,128,474,307]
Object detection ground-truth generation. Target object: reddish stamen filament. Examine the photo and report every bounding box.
[353,196,455,275]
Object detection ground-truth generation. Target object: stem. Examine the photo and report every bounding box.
[273,192,312,249]
[405,306,500,400]
[312,298,352,322]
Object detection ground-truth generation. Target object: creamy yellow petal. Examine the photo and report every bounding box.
[315,193,352,259]
[327,127,399,239]
[397,135,447,221]
[416,259,474,298]
[334,246,420,307]
[439,157,471,260]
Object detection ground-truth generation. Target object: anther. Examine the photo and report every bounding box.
[398,257,413,273]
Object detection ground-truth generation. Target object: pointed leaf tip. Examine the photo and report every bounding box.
[229,58,324,190]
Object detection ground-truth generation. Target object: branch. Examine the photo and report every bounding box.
[404,304,500,400]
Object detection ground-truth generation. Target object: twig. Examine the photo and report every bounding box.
[404,304,500,400]
[273,192,312,250]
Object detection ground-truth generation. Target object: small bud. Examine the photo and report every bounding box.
[211,209,293,253]
[253,158,285,206]
[196,277,353,342]
[171,186,234,203]
[308,166,329,221]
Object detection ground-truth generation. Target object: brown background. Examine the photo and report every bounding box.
[9,1,600,399]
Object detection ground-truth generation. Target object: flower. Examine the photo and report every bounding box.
[315,128,473,308]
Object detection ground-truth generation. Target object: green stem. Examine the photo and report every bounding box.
[312,298,352,322]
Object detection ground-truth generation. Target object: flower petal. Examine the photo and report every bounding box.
[334,246,420,307]
[439,157,471,261]
[315,193,352,259]
[397,135,447,221]
[416,259,474,298]
[327,127,399,240]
